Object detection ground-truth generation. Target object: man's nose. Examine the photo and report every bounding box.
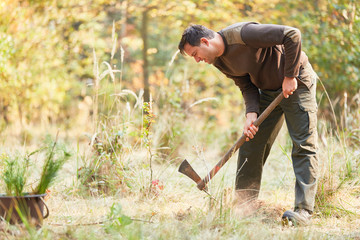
[194,56,201,62]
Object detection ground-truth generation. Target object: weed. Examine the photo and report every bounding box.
[76,122,132,195]
[107,203,133,229]
[142,101,156,193]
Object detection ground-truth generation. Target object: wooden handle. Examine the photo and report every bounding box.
[197,92,284,190]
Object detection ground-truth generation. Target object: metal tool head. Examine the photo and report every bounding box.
[178,159,207,191]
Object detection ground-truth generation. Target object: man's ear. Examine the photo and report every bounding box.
[200,37,209,46]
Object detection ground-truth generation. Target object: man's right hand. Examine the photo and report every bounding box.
[282,77,298,98]
[244,112,258,141]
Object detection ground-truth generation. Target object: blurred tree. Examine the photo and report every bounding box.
[284,0,359,96]
[0,0,358,130]
[270,0,359,125]
[0,0,112,127]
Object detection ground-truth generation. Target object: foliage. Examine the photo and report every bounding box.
[292,0,359,94]
[107,203,133,230]
[35,135,71,194]
[0,33,14,73]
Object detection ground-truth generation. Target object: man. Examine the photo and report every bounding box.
[178,22,319,226]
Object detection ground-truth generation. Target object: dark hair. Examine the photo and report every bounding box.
[178,25,215,55]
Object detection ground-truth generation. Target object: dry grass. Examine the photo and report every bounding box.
[0,119,359,239]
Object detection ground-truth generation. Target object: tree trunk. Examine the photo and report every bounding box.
[141,8,150,103]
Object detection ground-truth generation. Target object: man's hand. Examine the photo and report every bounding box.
[282,77,298,98]
[244,112,258,141]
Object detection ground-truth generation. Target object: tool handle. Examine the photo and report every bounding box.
[197,92,284,190]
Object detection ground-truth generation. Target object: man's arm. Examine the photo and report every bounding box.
[241,23,301,98]
[231,74,260,141]
[231,74,260,115]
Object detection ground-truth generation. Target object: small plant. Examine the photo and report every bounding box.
[142,101,156,192]
[0,134,71,225]
[77,125,129,195]
[34,135,71,194]
[1,152,30,196]
[107,203,133,229]
[0,134,71,196]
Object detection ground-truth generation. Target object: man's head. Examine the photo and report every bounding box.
[178,25,220,64]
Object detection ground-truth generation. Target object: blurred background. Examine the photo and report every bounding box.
[0,0,359,151]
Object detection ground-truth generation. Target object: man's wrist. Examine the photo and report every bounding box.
[284,76,295,81]
[246,112,258,118]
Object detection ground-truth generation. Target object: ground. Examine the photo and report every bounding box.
[0,124,359,239]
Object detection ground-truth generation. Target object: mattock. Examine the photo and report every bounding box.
[178,92,284,191]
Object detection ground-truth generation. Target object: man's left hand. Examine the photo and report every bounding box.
[282,77,298,98]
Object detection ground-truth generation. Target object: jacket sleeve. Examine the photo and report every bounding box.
[241,23,302,78]
[228,74,260,115]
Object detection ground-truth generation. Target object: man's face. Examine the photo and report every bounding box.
[183,38,217,64]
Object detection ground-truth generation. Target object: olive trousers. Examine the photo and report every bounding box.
[236,63,319,212]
